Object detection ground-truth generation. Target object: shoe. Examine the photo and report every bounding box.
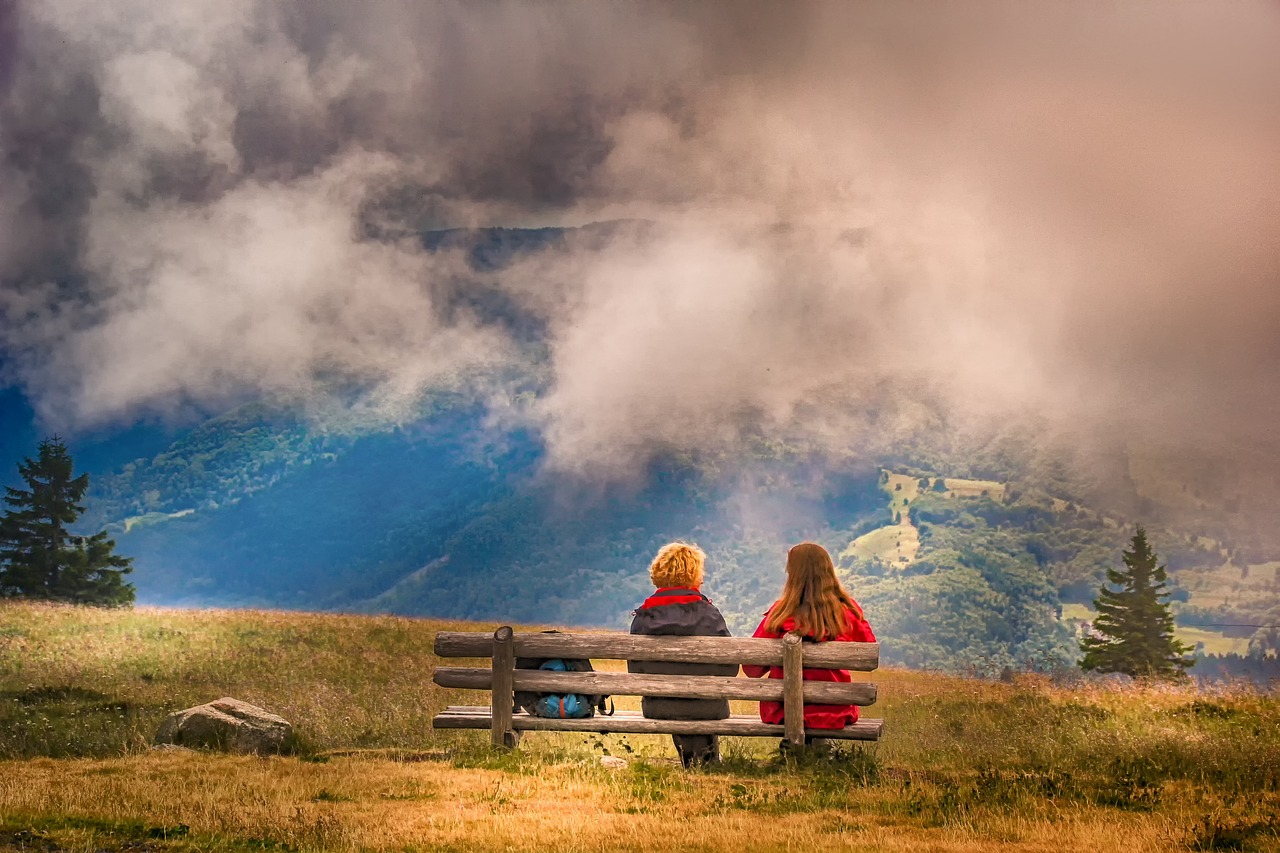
[681,750,720,768]
[806,737,834,753]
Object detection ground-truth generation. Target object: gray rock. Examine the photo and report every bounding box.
[155,697,293,754]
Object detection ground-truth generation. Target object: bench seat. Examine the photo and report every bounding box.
[434,706,884,741]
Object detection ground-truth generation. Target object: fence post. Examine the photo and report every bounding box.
[782,632,805,747]
[491,626,518,748]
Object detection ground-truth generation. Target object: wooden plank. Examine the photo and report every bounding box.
[432,709,884,741]
[782,633,805,745]
[433,667,877,705]
[434,631,879,670]
[490,626,516,748]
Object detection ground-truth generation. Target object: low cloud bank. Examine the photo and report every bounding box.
[1,1,1278,485]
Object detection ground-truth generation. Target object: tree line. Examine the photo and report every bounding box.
[0,438,1217,680]
[0,438,134,606]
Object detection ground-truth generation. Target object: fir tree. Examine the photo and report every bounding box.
[1079,527,1191,677]
[0,437,134,606]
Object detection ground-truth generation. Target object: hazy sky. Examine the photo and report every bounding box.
[1,1,1278,479]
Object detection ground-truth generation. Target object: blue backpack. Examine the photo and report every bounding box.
[513,640,613,719]
[527,660,596,719]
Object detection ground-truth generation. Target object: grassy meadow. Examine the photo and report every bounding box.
[2,602,1279,852]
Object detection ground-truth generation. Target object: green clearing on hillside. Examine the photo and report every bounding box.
[1061,603,1248,656]
[842,471,923,567]
[846,472,1006,568]
[846,470,1261,665]
[842,523,919,567]
[2,603,1279,852]
[937,477,1007,500]
[882,472,923,503]
[1177,560,1280,611]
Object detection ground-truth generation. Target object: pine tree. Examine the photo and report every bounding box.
[1079,527,1191,677]
[0,437,134,606]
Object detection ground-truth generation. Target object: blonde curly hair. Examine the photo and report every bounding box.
[648,541,706,588]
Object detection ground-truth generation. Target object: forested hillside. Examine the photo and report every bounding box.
[75,397,1280,675]
[30,224,1273,674]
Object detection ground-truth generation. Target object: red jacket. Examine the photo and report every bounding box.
[742,604,875,729]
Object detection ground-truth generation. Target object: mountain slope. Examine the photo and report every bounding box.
[10,223,1273,672]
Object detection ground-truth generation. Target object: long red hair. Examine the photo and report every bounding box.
[764,542,863,639]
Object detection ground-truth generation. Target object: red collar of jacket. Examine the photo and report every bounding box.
[640,587,708,609]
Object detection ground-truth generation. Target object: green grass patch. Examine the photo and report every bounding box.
[0,815,283,853]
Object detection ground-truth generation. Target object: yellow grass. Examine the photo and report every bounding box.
[882,472,922,504]
[844,524,920,567]
[0,749,1243,853]
[2,602,1279,853]
[937,478,1006,501]
[1061,603,1093,623]
[1175,626,1249,656]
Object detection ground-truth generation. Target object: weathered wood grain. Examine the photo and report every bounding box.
[434,631,879,670]
[782,633,805,745]
[433,666,877,705]
[490,627,516,749]
[432,707,884,741]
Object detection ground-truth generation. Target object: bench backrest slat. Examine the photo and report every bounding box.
[433,666,877,705]
[434,631,879,671]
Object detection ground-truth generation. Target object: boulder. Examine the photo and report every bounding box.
[155,697,292,754]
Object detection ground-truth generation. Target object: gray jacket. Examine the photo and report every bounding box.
[628,587,738,720]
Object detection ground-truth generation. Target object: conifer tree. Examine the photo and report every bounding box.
[1079,527,1191,677]
[0,438,134,606]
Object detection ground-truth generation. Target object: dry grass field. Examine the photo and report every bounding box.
[2,602,1279,852]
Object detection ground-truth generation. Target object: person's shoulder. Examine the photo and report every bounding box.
[841,604,875,640]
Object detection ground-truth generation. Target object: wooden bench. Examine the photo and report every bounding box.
[432,627,884,748]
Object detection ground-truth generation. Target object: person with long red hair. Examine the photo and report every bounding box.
[743,542,875,732]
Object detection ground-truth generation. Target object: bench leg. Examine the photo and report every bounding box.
[491,626,517,749]
[782,633,805,747]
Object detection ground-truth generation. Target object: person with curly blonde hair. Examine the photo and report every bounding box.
[628,541,737,767]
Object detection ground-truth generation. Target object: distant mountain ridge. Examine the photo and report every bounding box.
[72,383,1279,673]
[4,223,1278,671]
